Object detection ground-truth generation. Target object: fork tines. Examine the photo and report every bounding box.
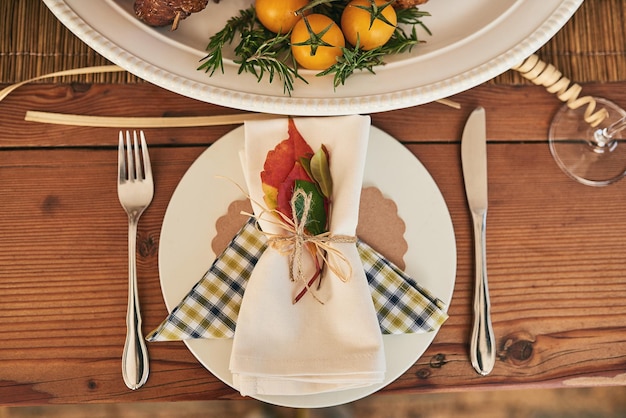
[118,130,152,183]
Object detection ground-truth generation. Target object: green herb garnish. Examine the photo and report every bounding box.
[198,2,431,95]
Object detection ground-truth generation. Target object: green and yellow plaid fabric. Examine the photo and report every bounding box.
[147,218,448,342]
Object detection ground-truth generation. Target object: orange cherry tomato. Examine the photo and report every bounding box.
[291,14,345,70]
[255,0,309,34]
[341,0,397,50]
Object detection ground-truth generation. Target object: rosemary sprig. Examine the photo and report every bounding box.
[236,32,305,95]
[197,8,256,76]
[382,7,430,54]
[319,7,431,89]
[382,25,422,54]
[396,7,432,36]
[318,40,386,88]
[198,6,306,95]
[197,3,432,94]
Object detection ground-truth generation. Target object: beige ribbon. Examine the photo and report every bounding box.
[0,65,124,103]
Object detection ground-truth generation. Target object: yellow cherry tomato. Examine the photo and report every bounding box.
[255,0,309,34]
[341,0,397,50]
[291,14,345,70]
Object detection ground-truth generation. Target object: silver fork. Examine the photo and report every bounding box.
[117,130,153,390]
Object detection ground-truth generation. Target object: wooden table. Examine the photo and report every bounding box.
[1,80,625,406]
[2,0,626,408]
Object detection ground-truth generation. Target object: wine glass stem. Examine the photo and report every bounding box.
[603,117,626,140]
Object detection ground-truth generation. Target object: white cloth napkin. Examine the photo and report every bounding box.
[230,115,385,396]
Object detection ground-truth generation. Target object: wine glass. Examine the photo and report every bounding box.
[513,54,626,186]
[549,98,626,186]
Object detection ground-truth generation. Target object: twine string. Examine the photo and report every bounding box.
[244,188,356,303]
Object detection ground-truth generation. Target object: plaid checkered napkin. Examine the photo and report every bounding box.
[147,217,448,342]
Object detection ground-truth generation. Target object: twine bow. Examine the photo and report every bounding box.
[261,189,357,303]
[222,175,357,304]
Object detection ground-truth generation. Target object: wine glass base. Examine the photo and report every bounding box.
[549,98,626,186]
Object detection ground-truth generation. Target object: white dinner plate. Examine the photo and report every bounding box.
[157,124,456,408]
[43,0,582,115]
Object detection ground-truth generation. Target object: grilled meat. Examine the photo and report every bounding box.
[393,0,429,9]
[134,0,212,30]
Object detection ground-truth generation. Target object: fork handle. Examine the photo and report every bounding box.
[122,217,150,390]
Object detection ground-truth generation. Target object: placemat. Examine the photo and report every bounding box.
[1,1,624,85]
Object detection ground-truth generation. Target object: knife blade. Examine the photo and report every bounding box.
[461,106,496,376]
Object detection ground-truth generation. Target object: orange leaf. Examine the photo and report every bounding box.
[261,118,314,213]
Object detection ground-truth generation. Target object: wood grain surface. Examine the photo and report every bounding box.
[1,81,626,405]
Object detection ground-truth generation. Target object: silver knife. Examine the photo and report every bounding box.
[461,106,496,375]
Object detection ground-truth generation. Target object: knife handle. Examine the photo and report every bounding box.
[470,210,496,375]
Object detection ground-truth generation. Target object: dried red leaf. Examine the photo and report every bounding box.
[261,118,314,214]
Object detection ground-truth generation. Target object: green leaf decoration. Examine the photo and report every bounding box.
[293,180,328,236]
[299,155,313,180]
[310,145,333,199]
